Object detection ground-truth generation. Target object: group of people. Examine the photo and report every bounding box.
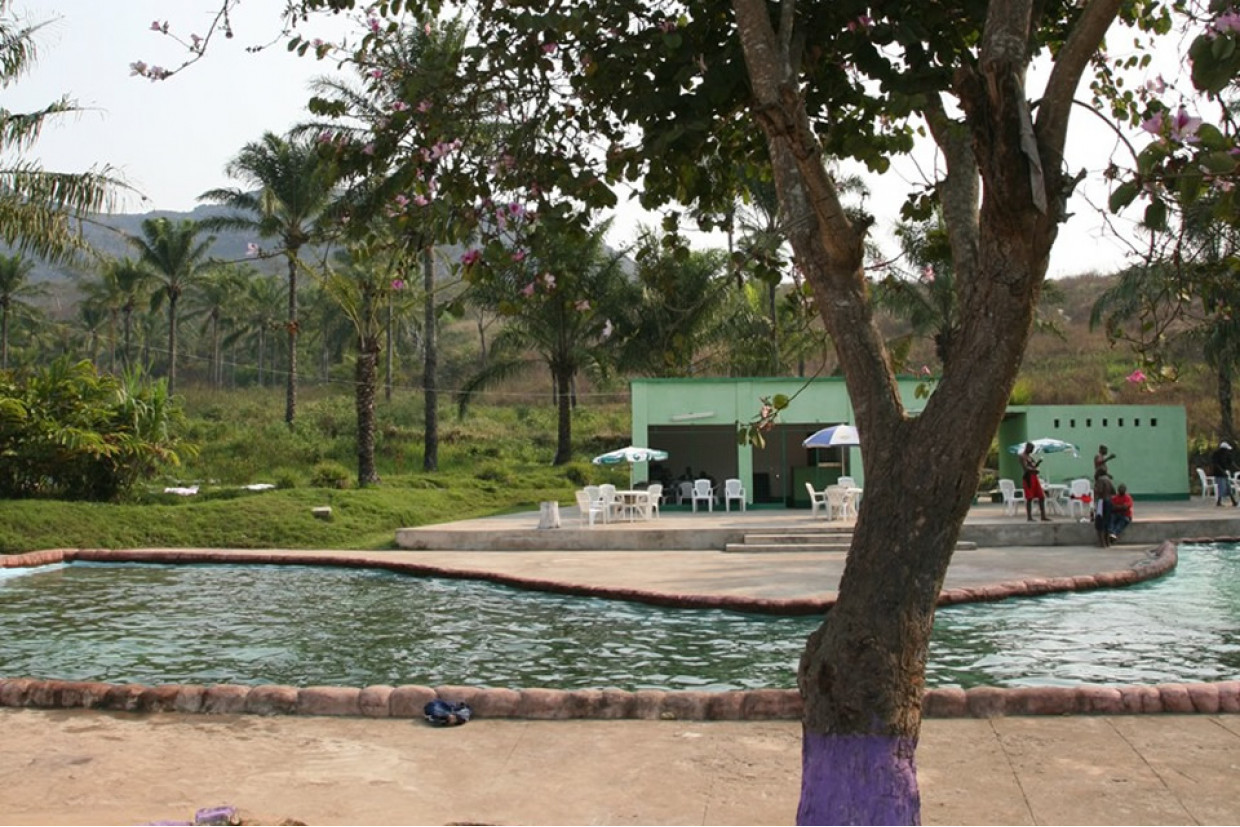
[1018,442,1133,547]
[1211,440,1238,507]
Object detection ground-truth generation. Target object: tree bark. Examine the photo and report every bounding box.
[553,362,573,465]
[422,246,439,472]
[1219,361,1235,442]
[355,342,380,487]
[729,0,1120,822]
[285,251,299,427]
[166,291,179,396]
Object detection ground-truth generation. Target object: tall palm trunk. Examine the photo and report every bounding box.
[552,362,573,466]
[1,300,9,370]
[355,342,380,486]
[422,246,439,472]
[121,305,133,373]
[1219,361,1235,443]
[166,290,179,396]
[285,251,299,426]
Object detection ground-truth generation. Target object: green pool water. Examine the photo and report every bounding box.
[1,544,1236,691]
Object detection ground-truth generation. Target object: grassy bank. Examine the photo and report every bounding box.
[0,388,634,554]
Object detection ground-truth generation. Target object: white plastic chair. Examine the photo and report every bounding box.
[598,483,623,521]
[998,479,1026,516]
[723,478,746,511]
[691,478,714,512]
[825,485,850,521]
[1197,467,1218,501]
[644,483,663,519]
[1068,478,1093,520]
[677,480,694,505]
[805,482,828,517]
[574,490,605,527]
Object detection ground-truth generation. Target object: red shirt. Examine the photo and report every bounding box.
[1111,492,1133,519]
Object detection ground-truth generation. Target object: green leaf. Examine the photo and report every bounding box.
[1143,198,1167,231]
[1199,150,1237,174]
[1108,181,1141,213]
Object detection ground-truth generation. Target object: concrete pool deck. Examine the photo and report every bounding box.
[2,497,1239,824]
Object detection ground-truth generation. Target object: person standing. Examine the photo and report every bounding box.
[1093,473,1116,546]
[1211,441,1238,507]
[1020,442,1050,522]
[1094,444,1116,480]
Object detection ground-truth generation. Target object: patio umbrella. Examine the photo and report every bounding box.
[1007,438,1080,458]
[802,425,861,448]
[592,446,669,465]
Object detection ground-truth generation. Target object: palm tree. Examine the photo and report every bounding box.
[127,218,214,395]
[0,2,122,262]
[233,273,285,387]
[317,246,418,485]
[459,221,633,465]
[199,132,338,426]
[186,265,248,388]
[0,253,41,369]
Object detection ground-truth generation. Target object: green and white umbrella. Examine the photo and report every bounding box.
[592,446,669,465]
[1007,438,1080,458]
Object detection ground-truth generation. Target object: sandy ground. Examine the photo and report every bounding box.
[3,708,1240,826]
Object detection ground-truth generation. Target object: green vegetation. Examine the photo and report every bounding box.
[0,385,631,554]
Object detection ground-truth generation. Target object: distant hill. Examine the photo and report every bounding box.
[23,203,285,283]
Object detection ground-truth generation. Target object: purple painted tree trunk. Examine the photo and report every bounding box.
[798,733,920,825]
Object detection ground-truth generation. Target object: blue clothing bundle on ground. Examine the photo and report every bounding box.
[424,699,472,726]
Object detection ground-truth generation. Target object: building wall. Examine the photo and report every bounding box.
[632,379,1189,504]
[997,405,1188,499]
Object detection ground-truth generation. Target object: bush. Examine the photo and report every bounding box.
[309,461,352,489]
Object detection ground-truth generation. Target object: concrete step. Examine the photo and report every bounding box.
[724,538,979,553]
[739,532,855,544]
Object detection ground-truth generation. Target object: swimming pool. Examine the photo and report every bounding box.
[0,544,1236,691]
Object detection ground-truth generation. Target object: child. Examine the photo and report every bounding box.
[1109,483,1134,542]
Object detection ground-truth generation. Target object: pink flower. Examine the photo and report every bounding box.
[413,194,429,206]
[392,100,410,112]
[1213,10,1240,34]
[1140,111,1165,136]
[542,42,558,54]
[369,68,384,80]
[512,250,526,262]
[393,194,411,208]
[368,17,381,33]
[920,265,935,283]
[920,365,932,377]
[1172,108,1202,142]
[575,299,590,311]
[542,272,556,288]
[418,99,432,113]
[1126,369,1147,384]
[362,142,376,155]
[150,20,168,32]
[129,61,148,76]
[246,243,260,257]
[391,278,405,291]
[521,282,536,297]
[461,249,481,266]
[847,15,873,31]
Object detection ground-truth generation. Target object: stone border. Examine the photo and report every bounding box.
[2,540,1237,719]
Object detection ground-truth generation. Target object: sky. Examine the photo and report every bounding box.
[10,1,1186,278]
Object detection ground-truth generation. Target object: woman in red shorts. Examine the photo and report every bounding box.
[1019,442,1051,522]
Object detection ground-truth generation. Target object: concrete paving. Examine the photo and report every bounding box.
[3,497,1239,825]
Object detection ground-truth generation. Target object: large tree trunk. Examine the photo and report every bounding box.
[285,252,299,427]
[1219,361,1235,442]
[122,306,133,373]
[1,301,8,370]
[730,0,1118,822]
[422,246,439,472]
[355,341,380,487]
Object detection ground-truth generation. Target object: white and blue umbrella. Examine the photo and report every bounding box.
[1007,438,1079,458]
[802,425,861,448]
[592,445,669,465]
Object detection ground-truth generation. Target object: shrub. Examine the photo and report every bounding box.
[309,461,352,489]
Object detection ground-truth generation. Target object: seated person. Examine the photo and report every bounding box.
[1109,483,1134,541]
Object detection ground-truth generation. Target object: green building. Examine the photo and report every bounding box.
[629,378,1189,506]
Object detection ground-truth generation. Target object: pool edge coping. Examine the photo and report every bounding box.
[3,540,1238,720]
